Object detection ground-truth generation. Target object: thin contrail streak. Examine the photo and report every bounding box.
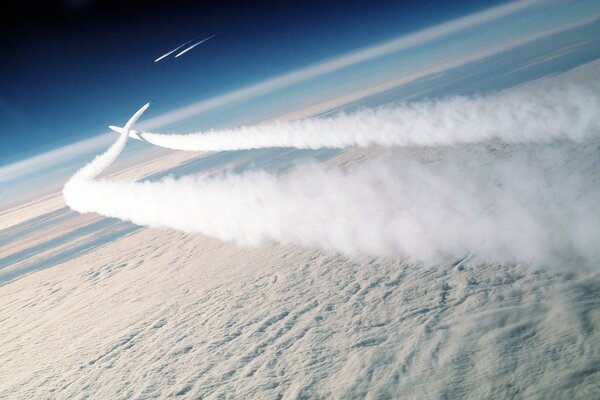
[154,39,194,62]
[175,33,218,58]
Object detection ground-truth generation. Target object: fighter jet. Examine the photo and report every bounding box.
[108,125,146,141]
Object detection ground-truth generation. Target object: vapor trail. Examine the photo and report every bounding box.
[72,103,150,180]
[110,82,600,151]
[175,33,218,58]
[64,142,600,266]
[65,79,600,266]
[154,40,193,62]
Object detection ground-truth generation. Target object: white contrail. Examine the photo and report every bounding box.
[65,81,600,266]
[139,0,549,129]
[70,103,150,180]
[154,40,194,62]
[175,33,218,58]
[64,142,600,266]
[109,81,600,151]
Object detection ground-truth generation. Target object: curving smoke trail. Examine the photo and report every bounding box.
[110,82,600,152]
[64,142,600,266]
[65,81,600,266]
[71,103,150,180]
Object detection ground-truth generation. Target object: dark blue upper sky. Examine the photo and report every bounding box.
[0,0,504,166]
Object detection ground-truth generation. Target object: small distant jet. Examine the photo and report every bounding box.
[108,125,145,141]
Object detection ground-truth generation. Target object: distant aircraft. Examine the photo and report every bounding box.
[108,125,145,141]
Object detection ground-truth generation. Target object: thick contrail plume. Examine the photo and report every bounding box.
[175,33,218,58]
[66,76,600,266]
[64,141,600,266]
[109,82,600,151]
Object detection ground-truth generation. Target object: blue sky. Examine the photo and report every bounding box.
[0,0,507,165]
[0,0,599,210]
